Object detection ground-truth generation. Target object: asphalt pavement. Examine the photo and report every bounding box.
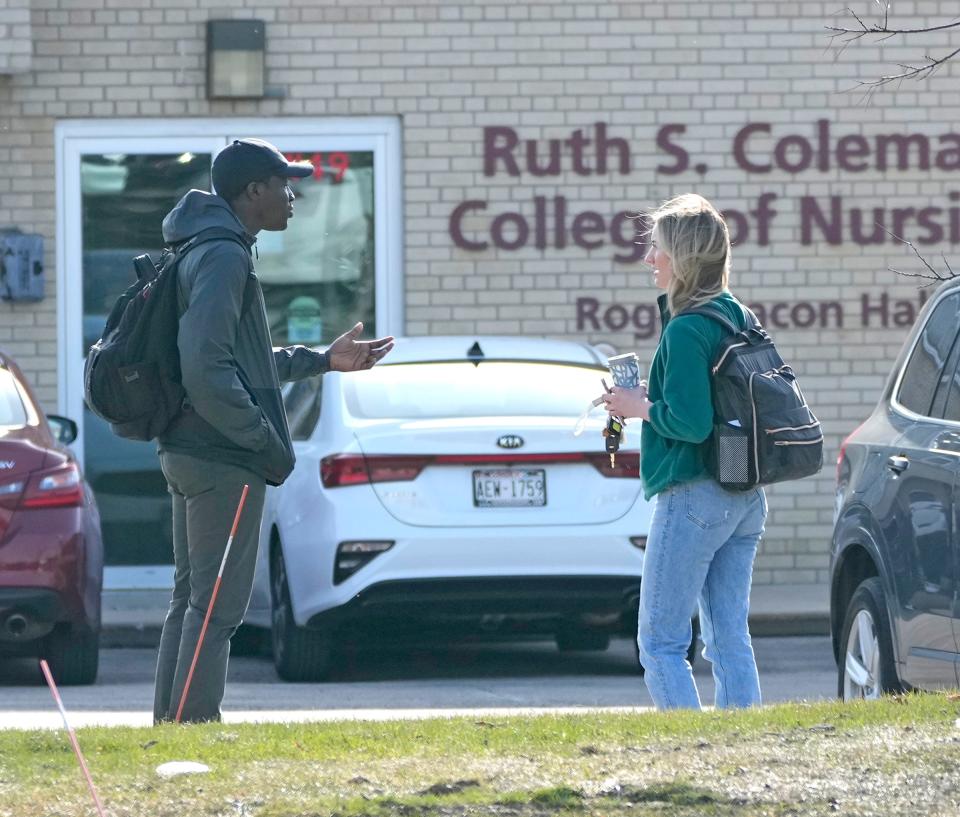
[0,635,837,730]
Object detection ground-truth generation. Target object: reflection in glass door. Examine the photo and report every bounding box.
[81,151,212,566]
[256,149,376,346]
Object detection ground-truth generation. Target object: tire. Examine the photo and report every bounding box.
[556,627,611,652]
[230,623,269,657]
[270,545,333,682]
[40,625,99,686]
[838,576,901,701]
[633,618,700,674]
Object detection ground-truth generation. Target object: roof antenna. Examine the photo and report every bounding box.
[467,341,484,367]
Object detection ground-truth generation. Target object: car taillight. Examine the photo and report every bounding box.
[321,454,432,488]
[321,451,642,487]
[20,462,84,509]
[585,451,640,478]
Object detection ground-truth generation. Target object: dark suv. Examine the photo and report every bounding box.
[831,280,960,699]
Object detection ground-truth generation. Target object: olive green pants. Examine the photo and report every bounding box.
[154,451,266,724]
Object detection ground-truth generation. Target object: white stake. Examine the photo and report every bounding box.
[40,659,107,817]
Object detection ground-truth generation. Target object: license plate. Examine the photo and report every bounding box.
[473,469,546,507]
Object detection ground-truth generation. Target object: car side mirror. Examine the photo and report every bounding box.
[46,414,78,445]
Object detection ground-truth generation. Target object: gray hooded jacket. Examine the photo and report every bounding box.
[157,189,328,486]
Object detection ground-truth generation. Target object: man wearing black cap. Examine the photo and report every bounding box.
[153,138,393,723]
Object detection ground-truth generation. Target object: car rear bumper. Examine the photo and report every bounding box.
[0,519,103,634]
[305,575,640,637]
[0,588,66,643]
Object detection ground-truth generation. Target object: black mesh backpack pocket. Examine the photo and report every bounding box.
[712,423,752,488]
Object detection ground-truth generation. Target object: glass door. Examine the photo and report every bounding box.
[56,119,402,591]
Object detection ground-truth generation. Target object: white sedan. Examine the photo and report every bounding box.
[244,336,653,680]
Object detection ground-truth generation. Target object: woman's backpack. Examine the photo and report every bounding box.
[683,304,823,490]
[83,227,247,441]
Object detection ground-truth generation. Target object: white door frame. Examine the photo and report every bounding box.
[55,118,403,593]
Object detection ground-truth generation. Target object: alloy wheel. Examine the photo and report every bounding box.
[843,608,881,699]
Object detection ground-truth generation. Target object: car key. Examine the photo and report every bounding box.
[600,378,623,468]
[603,414,623,469]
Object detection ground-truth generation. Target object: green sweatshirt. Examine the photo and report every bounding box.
[639,291,749,500]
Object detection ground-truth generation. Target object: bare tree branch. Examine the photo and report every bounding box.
[828,11,960,38]
[830,8,960,287]
[881,224,959,286]
[827,3,960,91]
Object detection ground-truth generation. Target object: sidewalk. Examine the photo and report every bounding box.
[748,583,830,636]
[101,583,831,647]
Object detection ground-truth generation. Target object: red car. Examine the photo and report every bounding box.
[0,349,103,684]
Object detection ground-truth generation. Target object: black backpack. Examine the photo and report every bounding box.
[683,304,823,490]
[83,227,247,441]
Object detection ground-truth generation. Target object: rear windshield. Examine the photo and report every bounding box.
[0,368,28,426]
[342,361,607,420]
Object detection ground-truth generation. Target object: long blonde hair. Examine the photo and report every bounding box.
[647,194,730,315]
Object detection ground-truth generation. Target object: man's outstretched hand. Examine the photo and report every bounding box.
[327,322,395,372]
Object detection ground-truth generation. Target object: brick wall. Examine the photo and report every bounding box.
[2,0,958,587]
[0,0,32,75]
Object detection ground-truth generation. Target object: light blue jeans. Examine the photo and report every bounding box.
[638,478,767,710]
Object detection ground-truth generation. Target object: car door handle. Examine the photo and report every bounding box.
[886,455,909,473]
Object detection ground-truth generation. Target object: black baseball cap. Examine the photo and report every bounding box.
[212,138,314,201]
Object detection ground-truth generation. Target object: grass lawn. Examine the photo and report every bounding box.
[1,694,959,816]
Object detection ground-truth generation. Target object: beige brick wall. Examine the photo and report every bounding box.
[0,0,32,75]
[2,0,959,587]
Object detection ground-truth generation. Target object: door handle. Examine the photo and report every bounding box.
[886,455,909,473]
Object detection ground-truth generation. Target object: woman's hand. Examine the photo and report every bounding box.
[601,384,652,421]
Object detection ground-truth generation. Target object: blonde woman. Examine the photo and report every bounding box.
[602,193,766,710]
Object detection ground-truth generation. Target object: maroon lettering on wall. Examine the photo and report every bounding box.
[800,196,842,245]
[483,122,633,179]
[733,122,771,172]
[483,126,520,177]
[577,293,928,339]
[449,200,489,250]
[576,297,601,331]
[596,122,631,175]
[938,135,960,170]
[774,134,814,174]
[527,140,561,176]
[751,193,777,246]
[860,292,931,328]
[656,124,689,175]
[875,133,930,172]
[611,210,646,264]
[723,209,748,245]
[568,129,592,176]
[459,121,960,261]
[571,211,605,249]
[491,211,530,250]
[836,134,870,171]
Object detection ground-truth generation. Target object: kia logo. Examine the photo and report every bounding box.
[496,435,524,449]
